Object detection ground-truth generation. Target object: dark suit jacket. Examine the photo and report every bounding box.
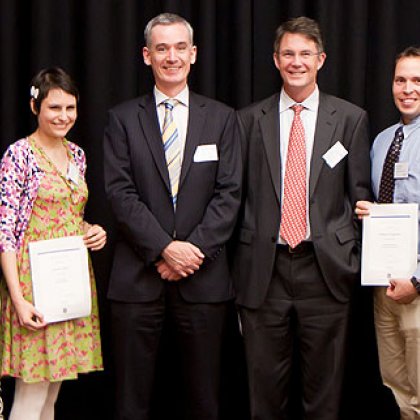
[104,91,241,304]
[232,92,372,308]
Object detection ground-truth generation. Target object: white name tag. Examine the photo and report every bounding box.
[67,162,80,185]
[322,141,348,168]
[394,162,409,179]
[193,144,218,162]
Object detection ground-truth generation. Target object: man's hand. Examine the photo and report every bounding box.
[355,200,373,220]
[387,278,418,304]
[155,260,183,281]
[161,241,204,277]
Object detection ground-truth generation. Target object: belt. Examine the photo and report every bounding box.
[277,242,313,254]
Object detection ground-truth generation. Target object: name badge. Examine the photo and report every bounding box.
[67,162,80,185]
[322,141,348,168]
[394,162,408,179]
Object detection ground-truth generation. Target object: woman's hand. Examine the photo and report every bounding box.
[13,297,46,331]
[83,223,107,251]
[1,252,45,330]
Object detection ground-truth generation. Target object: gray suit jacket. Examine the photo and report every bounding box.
[232,92,372,308]
[104,91,241,303]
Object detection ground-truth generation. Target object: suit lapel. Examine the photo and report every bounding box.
[179,92,206,188]
[260,94,281,203]
[309,93,337,198]
[138,94,171,191]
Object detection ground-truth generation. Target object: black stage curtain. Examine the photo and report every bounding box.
[1,1,419,419]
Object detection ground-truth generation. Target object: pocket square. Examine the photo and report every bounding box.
[193,144,218,162]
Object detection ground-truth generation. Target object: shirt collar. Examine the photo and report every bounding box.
[279,85,319,113]
[400,114,420,139]
[154,85,189,107]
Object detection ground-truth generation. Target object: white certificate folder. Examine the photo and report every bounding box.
[29,236,91,323]
[361,203,418,286]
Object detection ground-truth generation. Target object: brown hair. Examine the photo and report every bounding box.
[274,16,324,54]
[396,46,420,62]
[30,67,79,114]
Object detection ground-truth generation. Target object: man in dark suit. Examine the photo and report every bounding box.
[103,13,241,420]
[232,17,372,419]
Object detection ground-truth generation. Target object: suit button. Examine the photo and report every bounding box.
[271,236,277,242]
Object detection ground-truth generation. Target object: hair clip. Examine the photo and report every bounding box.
[30,86,39,99]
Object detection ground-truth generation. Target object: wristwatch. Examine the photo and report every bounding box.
[410,276,420,294]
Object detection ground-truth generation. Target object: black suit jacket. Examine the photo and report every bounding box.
[232,92,373,308]
[104,91,241,304]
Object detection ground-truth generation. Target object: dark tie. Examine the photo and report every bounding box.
[378,126,404,203]
[280,104,307,248]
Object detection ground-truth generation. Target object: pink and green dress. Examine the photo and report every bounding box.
[0,138,103,382]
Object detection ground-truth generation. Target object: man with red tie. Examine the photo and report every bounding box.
[232,16,372,419]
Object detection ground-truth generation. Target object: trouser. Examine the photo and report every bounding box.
[111,283,228,420]
[375,287,420,420]
[240,244,350,420]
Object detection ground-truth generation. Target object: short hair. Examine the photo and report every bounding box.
[396,46,420,62]
[274,16,324,54]
[30,67,79,114]
[144,13,194,48]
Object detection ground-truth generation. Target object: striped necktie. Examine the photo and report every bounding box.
[162,99,181,207]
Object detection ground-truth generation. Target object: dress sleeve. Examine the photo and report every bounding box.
[68,142,87,178]
[0,144,27,252]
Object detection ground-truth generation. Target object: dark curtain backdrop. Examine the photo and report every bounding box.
[1,0,420,419]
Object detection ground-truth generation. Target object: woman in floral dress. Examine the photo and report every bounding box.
[0,67,106,420]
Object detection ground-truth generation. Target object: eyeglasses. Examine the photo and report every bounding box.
[278,50,322,60]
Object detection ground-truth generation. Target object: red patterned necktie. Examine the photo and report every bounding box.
[378,126,404,203]
[280,104,307,248]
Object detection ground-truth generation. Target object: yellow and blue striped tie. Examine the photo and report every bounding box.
[162,100,180,207]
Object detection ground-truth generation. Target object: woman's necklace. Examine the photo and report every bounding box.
[29,137,80,202]
[31,137,69,176]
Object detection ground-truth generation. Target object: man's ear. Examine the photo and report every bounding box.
[273,52,281,71]
[190,46,197,64]
[317,52,327,70]
[143,47,152,66]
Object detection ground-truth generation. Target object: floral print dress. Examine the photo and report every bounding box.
[0,138,102,382]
